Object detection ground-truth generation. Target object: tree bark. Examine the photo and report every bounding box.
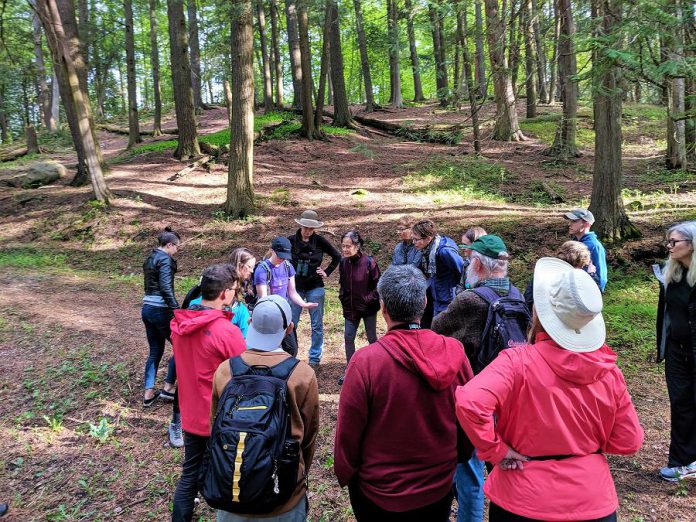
[665,0,687,169]
[269,0,283,108]
[547,0,578,158]
[297,0,321,138]
[484,0,525,140]
[314,1,331,129]
[458,1,481,153]
[508,0,523,91]
[353,0,375,111]
[387,0,403,108]
[149,0,163,136]
[285,0,303,109]
[50,74,60,129]
[327,0,353,127]
[531,0,548,103]
[589,0,639,242]
[428,0,449,106]
[187,0,203,111]
[36,0,111,202]
[167,0,201,159]
[404,0,425,102]
[548,0,560,103]
[474,0,487,98]
[523,0,537,118]
[256,0,274,112]
[32,12,53,130]
[124,0,142,148]
[226,0,256,217]
[0,85,9,144]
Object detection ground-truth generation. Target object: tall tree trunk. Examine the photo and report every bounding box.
[50,74,60,129]
[124,0,142,148]
[256,0,274,112]
[167,0,200,159]
[353,0,375,111]
[285,0,302,108]
[314,0,330,129]
[485,0,524,140]
[328,0,353,126]
[149,0,163,136]
[548,0,560,103]
[387,0,403,108]
[0,84,9,143]
[547,0,578,157]
[665,0,686,169]
[686,24,696,157]
[36,0,111,202]
[429,0,448,106]
[187,0,203,111]
[458,0,481,153]
[404,0,425,102]
[531,0,548,103]
[523,0,537,118]
[474,0,487,98]
[77,0,89,77]
[226,0,256,217]
[270,0,284,108]
[589,0,639,241]
[32,12,52,130]
[297,0,321,138]
[509,0,522,90]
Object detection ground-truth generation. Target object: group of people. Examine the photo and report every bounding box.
[137,208,696,522]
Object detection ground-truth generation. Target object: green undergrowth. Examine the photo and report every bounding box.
[263,121,355,141]
[520,113,595,148]
[0,249,67,269]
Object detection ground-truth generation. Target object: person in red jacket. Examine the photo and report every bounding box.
[338,230,381,385]
[170,264,246,522]
[456,258,643,522]
[334,264,474,521]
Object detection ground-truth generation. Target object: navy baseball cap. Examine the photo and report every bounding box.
[271,236,292,259]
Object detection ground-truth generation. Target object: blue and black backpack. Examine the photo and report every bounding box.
[200,356,301,514]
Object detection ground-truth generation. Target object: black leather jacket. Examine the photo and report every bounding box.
[143,249,179,309]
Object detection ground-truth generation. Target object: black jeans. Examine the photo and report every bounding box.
[489,502,616,522]
[421,286,435,329]
[665,339,696,467]
[349,484,453,522]
[172,432,208,521]
[282,331,298,357]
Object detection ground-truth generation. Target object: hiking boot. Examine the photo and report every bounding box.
[169,422,184,448]
[308,361,320,371]
[659,462,696,482]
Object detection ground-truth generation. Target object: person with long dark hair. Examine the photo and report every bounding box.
[655,221,696,481]
[338,231,381,385]
[141,227,180,407]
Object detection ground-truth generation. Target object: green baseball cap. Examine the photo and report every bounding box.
[467,234,510,259]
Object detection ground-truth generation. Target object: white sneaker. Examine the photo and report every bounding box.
[659,462,696,482]
[168,422,184,448]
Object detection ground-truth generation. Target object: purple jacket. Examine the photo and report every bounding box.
[339,252,381,321]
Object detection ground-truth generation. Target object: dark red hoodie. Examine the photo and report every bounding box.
[334,328,473,512]
[171,307,246,436]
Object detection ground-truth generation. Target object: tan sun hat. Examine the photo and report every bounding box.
[295,209,324,228]
[533,257,606,352]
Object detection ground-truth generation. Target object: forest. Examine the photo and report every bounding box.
[0,0,695,519]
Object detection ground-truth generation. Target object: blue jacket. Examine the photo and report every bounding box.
[579,232,607,291]
[391,240,423,268]
[426,236,465,314]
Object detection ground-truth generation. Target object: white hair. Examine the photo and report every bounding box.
[664,221,696,286]
[470,251,508,278]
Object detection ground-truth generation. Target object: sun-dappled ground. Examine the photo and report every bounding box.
[1,100,695,521]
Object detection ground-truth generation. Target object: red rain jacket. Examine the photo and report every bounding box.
[334,328,474,512]
[171,308,246,436]
[456,332,643,521]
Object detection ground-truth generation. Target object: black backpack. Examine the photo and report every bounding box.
[182,283,202,309]
[471,285,531,374]
[200,356,301,514]
[247,259,292,310]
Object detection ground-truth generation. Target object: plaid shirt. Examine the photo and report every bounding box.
[477,277,510,296]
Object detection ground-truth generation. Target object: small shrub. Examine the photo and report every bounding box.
[88,418,114,443]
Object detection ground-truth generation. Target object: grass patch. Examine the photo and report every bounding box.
[0,249,67,268]
[520,113,594,148]
[639,166,692,185]
[124,139,178,158]
[402,155,511,203]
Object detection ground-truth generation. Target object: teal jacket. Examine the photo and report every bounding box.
[188,297,250,338]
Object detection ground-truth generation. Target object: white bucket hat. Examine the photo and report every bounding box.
[533,257,606,352]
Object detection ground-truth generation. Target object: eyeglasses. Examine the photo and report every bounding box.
[667,239,690,247]
[411,236,426,242]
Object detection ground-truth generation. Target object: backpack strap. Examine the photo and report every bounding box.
[229,356,252,376]
[470,286,502,342]
[269,357,300,380]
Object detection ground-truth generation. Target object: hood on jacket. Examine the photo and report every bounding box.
[438,235,460,252]
[535,334,617,385]
[379,329,467,391]
[171,308,234,336]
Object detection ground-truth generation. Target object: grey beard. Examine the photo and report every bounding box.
[466,263,480,288]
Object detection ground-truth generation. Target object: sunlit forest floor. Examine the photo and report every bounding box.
[0,100,695,521]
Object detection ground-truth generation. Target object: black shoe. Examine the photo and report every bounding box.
[0,503,9,517]
[160,389,175,401]
[338,375,345,385]
[143,390,161,407]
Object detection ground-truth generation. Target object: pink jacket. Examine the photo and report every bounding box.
[455,333,643,521]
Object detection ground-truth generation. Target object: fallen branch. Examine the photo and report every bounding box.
[98,123,178,136]
[168,155,212,182]
[0,146,28,162]
[537,180,565,203]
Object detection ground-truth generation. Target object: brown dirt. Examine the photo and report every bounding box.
[0,102,695,521]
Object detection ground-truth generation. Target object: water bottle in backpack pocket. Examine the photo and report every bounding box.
[200,357,301,514]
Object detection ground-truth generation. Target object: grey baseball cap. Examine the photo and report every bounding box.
[246,295,292,351]
[564,208,595,225]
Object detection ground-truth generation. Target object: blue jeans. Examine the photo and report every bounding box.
[290,287,325,364]
[454,451,485,522]
[217,496,307,521]
[141,304,176,390]
[344,314,378,364]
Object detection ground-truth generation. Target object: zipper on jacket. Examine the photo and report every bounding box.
[237,405,267,411]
